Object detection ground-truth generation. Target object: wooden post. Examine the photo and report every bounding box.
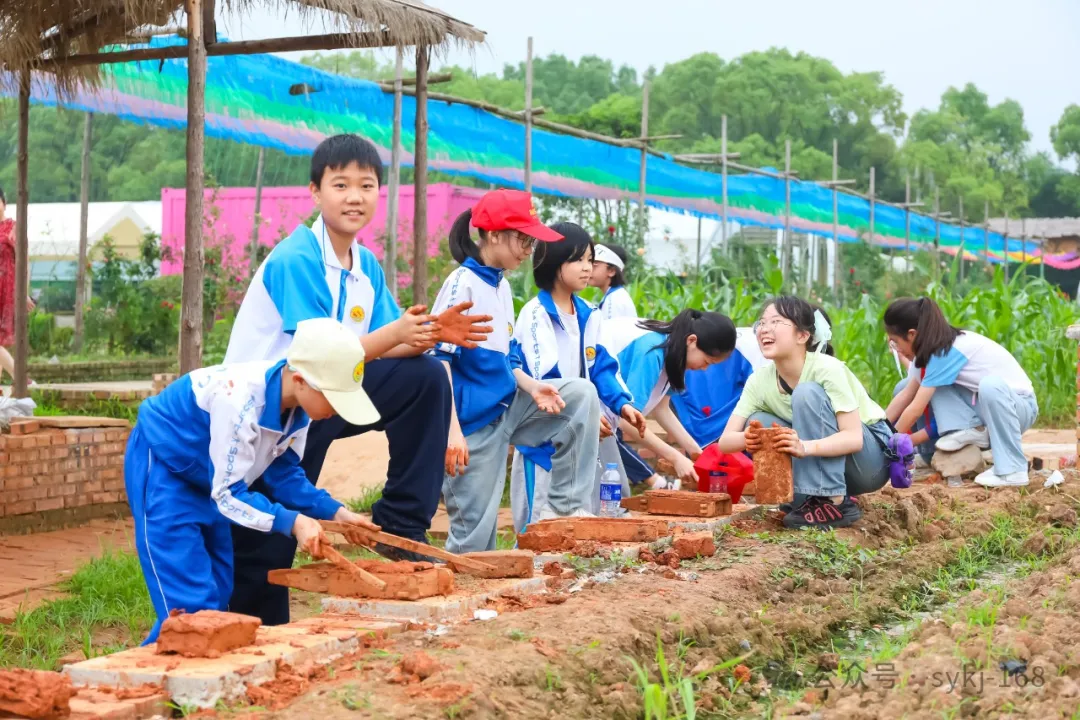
[904,173,911,270]
[868,166,875,246]
[412,45,430,304]
[524,36,533,192]
[1003,211,1010,283]
[958,196,965,283]
[1021,217,1027,272]
[695,216,702,276]
[782,139,791,285]
[720,115,728,255]
[180,0,207,373]
[638,82,649,245]
[384,47,403,301]
[74,111,93,352]
[983,199,990,270]
[832,139,839,293]
[247,146,265,279]
[13,70,30,398]
[933,187,940,282]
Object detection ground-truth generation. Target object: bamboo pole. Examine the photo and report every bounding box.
[983,199,990,271]
[384,48,403,301]
[782,139,791,285]
[247,146,265,279]
[721,115,728,256]
[638,82,649,246]
[868,166,875,246]
[695,217,702,276]
[74,111,93,352]
[904,174,911,271]
[1003,212,1010,283]
[412,45,429,304]
[180,0,207,373]
[958,196,965,284]
[524,36,533,192]
[1021,217,1027,271]
[832,139,839,293]
[933,188,940,282]
[13,70,30,398]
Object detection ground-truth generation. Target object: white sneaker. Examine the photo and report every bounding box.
[936,428,990,452]
[974,468,1029,488]
[535,505,595,521]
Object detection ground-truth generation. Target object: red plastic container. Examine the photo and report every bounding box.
[694,445,754,504]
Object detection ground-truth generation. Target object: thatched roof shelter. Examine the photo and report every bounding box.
[1,0,483,393]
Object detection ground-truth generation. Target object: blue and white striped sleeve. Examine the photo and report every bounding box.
[207,393,297,536]
[921,347,969,388]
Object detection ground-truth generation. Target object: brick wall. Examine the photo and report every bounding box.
[0,421,130,534]
[27,358,175,384]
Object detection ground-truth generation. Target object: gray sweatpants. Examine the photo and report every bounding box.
[443,378,601,553]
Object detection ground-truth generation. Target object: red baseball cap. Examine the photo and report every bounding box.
[471,190,563,243]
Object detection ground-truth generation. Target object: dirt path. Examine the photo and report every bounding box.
[315,433,391,500]
[248,471,1080,719]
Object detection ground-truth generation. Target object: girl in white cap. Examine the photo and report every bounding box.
[124,318,389,644]
[590,243,637,321]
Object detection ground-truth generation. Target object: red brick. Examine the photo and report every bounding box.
[9,420,41,435]
[6,500,33,515]
[4,475,34,490]
[83,480,104,493]
[3,465,21,478]
[93,432,107,443]
[66,472,88,484]
[64,495,85,508]
[4,436,29,450]
[65,431,80,445]
[19,487,50,501]
[0,452,7,464]
[35,498,64,512]
[8,449,39,464]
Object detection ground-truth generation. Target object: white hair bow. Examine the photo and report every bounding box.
[812,309,832,353]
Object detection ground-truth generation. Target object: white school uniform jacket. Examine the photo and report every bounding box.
[511,291,633,470]
[225,215,401,364]
[920,331,1034,395]
[431,257,518,436]
[599,285,638,321]
[135,360,343,535]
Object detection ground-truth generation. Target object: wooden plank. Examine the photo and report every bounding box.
[523,517,670,543]
[446,550,533,579]
[318,544,387,591]
[320,521,497,574]
[268,562,453,600]
[28,416,131,429]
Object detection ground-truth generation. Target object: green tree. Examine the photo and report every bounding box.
[1051,104,1080,211]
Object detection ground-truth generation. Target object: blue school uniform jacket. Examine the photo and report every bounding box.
[600,317,671,416]
[431,258,518,437]
[511,291,633,469]
[134,360,343,534]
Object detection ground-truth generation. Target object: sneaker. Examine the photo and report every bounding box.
[778,493,809,514]
[783,496,862,530]
[936,427,990,452]
[973,468,1029,488]
[535,505,595,521]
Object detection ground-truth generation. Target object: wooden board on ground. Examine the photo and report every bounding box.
[319,520,497,574]
[522,517,670,544]
[24,416,132,429]
[446,550,534,579]
[268,561,453,600]
[634,490,732,518]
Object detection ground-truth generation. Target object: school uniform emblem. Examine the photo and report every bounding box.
[350,306,365,322]
[507,322,513,335]
[353,360,364,383]
[585,347,597,361]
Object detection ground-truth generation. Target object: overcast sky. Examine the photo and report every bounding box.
[219,0,1079,159]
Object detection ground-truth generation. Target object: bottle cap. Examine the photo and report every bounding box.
[605,463,619,470]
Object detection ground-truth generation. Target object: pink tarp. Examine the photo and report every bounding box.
[160,183,486,283]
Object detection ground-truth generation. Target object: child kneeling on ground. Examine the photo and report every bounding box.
[434,190,603,554]
[717,297,894,529]
[126,319,379,643]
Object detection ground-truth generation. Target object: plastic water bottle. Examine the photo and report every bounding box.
[599,463,622,518]
[708,470,726,494]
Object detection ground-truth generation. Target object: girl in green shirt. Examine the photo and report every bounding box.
[717,296,893,529]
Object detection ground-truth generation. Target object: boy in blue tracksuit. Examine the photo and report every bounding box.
[509,222,647,532]
[126,319,379,643]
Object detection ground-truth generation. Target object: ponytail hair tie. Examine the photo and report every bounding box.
[812,309,832,353]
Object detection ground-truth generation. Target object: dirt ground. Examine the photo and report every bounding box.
[211,468,1080,720]
[316,433,390,499]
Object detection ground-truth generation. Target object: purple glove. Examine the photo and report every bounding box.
[886,433,915,489]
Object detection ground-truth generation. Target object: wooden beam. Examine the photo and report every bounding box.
[384,48,403,301]
[39,7,126,60]
[524,36,533,192]
[247,146,265,280]
[74,112,93,352]
[41,31,397,69]
[179,0,206,373]
[412,45,429,304]
[13,70,30,398]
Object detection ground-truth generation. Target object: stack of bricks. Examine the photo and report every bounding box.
[151,373,180,397]
[1070,324,1080,460]
[0,420,130,533]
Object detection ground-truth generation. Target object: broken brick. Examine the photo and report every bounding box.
[0,668,74,719]
[156,610,261,658]
[672,532,716,559]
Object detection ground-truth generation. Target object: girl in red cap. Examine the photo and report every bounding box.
[431,190,603,554]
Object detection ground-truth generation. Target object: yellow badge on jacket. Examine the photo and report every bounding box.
[350,306,365,322]
[353,360,364,384]
[585,347,597,361]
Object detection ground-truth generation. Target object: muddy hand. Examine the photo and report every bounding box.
[599,416,613,440]
[436,301,494,349]
[401,305,439,349]
[744,419,764,453]
[445,428,470,476]
[331,508,381,543]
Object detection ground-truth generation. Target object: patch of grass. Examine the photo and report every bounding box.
[0,547,154,670]
[565,550,639,575]
[507,628,531,642]
[627,632,746,719]
[32,391,140,423]
[345,485,384,515]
